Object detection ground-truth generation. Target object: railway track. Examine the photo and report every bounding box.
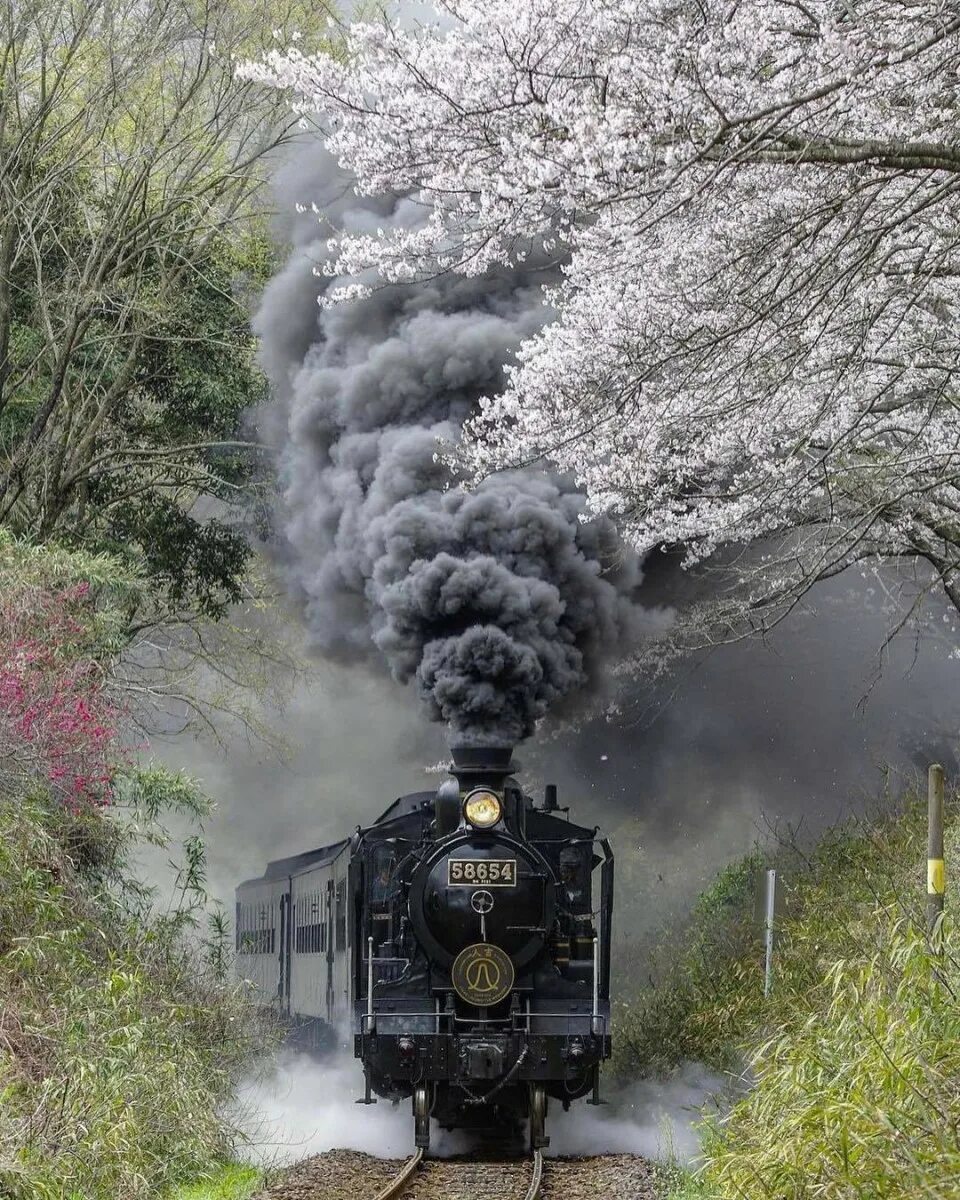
[373,1148,543,1200]
[252,1147,659,1200]
[372,1148,424,1200]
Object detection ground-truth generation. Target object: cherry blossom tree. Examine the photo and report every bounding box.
[243,0,960,656]
[0,571,121,809]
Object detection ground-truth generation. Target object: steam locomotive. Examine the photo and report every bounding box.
[234,746,613,1150]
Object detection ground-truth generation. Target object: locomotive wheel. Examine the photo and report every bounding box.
[529,1083,549,1150]
[414,1084,430,1151]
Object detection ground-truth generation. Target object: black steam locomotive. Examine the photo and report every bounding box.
[234,746,613,1150]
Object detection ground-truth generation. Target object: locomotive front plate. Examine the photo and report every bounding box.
[447,857,517,886]
[410,834,554,968]
[451,942,515,1005]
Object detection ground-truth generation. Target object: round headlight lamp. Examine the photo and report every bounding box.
[463,789,502,829]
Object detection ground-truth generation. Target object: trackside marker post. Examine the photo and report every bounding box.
[928,764,945,960]
[764,869,776,998]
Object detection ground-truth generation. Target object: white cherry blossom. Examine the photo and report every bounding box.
[241,1,960,654]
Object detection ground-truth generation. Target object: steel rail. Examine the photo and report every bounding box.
[373,1148,423,1200]
[525,1150,544,1200]
[372,1147,541,1200]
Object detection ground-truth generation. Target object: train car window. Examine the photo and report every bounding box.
[235,900,275,954]
[259,902,275,955]
[335,880,346,951]
[295,892,324,954]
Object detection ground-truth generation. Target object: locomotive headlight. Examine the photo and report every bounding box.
[463,789,502,829]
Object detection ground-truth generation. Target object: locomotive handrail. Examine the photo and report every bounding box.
[449,1012,607,1025]
[366,936,374,1031]
[358,1009,608,1034]
[592,935,600,1035]
[355,1012,612,1032]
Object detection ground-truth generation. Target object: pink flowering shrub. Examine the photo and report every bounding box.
[0,578,122,808]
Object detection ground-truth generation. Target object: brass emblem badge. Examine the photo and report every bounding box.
[451,942,514,1007]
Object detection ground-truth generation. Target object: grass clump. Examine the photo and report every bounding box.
[0,790,274,1200]
[706,912,960,1197]
[612,849,765,1077]
[615,791,960,1198]
[169,1162,263,1199]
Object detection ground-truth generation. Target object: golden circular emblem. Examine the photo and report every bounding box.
[451,942,514,1007]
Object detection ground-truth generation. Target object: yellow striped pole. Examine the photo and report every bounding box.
[928,763,945,956]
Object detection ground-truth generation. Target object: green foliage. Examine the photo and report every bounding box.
[617,793,960,1199]
[706,914,960,1198]
[6,219,272,619]
[0,518,283,1197]
[0,788,278,1200]
[81,236,275,619]
[0,525,144,656]
[103,500,252,620]
[613,851,765,1077]
[168,1161,263,1200]
[0,0,341,620]
[119,764,214,828]
[656,1164,716,1200]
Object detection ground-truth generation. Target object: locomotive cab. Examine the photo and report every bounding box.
[351,745,613,1152]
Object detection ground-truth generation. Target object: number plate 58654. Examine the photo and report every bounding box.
[447,858,516,886]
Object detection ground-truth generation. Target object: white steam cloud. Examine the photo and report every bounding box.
[234,1052,727,1167]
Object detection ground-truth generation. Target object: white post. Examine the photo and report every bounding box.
[367,935,375,1031]
[764,869,776,998]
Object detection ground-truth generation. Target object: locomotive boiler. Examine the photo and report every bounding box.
[234,745,613,1151]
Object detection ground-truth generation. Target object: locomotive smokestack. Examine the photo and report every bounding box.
[450,745,514,773]
[449,744,517,790]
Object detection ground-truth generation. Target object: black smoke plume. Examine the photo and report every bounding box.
[255,149,648,746]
